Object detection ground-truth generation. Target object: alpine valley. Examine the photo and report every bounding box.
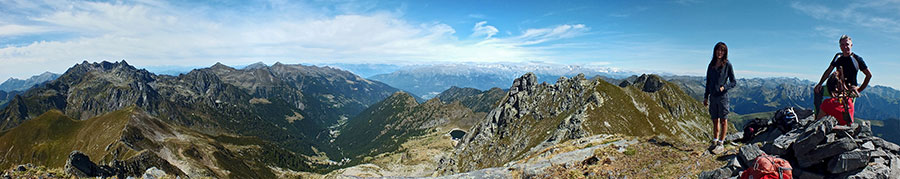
[2,61,900,178]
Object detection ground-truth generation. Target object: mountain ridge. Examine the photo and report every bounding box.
[440,73,713,173]
[0,71,60,92]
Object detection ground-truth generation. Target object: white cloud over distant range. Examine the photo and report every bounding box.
[0,0,590,81]
[792,1,900,34]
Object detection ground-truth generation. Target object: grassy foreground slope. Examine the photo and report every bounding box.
[0,107,329,178]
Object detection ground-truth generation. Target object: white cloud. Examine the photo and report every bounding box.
[0,24,51,36]
[506,24,589,45]
[0,0,592,81]
[792,1,900,34]
[471,21,498,39]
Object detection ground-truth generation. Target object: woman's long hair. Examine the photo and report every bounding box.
[709,42,728,68]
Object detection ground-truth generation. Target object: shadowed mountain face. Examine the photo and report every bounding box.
[665,76,900,120]
[0,90,21,109]
[440,73,712,173]
[0,61,164,131]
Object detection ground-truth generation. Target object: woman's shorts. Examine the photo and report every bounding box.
[709,95,729,119]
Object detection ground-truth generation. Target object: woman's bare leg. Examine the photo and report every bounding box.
[712,118,721,141]
[719,119,728,143]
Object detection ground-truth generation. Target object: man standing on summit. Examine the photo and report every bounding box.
[814,35,873,119]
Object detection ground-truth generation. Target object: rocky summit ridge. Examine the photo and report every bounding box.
[439,73,713,174]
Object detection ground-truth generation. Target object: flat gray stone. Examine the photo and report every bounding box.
[827,150,871,174]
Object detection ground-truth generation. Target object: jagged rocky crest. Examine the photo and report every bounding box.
[439,73,713,174]
[0,61,165,131]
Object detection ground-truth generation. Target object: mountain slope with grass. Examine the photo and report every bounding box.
[0,107,327,178]
[334,92,481,163]
[440,73,713,174]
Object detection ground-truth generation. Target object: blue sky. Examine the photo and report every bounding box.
[1,0,899,88]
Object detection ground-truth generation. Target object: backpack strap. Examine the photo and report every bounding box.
[834,53,860,71]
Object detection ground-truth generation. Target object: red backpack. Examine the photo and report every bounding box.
[740,154,793,179]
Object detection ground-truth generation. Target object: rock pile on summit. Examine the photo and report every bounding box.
[702,108,900,178]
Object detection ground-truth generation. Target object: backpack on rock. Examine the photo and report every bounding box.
[740,154,792,179]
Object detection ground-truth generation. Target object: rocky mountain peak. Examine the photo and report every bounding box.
[509,72,538,94]
[633,74,665,92]
[209,62,235,71]
[244,62,268,70]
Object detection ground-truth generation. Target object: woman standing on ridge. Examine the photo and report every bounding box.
[704,42,736,154]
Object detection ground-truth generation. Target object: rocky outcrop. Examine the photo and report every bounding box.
[64,151,116,177]
[633,74,665,93]
[442,73,712,174]
[64,150,183,178]
[703,111,900,178]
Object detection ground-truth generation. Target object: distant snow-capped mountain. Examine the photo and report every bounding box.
[0,72,60,92]
[366,62,636,99]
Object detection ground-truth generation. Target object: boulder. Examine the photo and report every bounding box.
[797,138,858,168]
[872,138,900,153]
[698,168,732,179]
[891,157,900,179]
[792,168,824,179]
[862,141,876,150]
[738,144,765,168]
[64,150,114,177]
[725,156,742,171]
[834,162,891,179]
[827,150,871,174]
[793,117,835,156]
[762,131,800,156]
[854,121,873,138]
[747,128,783,144]
[141,167,167,179]
[724,132,744,143]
